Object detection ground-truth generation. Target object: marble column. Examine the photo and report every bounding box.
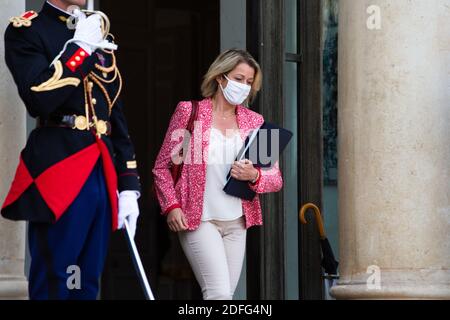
[0,0,28,299]
[332,0,450,299]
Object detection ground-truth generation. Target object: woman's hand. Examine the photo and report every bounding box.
[231,159,259,183]
[167,208,189,232]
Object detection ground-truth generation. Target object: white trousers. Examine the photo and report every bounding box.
[178,217,247,300]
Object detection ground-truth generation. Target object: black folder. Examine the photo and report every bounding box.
[223,121,293,200]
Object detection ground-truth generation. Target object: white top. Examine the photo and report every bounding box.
[202,128,244,221]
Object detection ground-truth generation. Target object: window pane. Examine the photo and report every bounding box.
[285,0,297,54]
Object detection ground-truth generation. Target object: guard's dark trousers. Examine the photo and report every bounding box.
[28,160,111,300]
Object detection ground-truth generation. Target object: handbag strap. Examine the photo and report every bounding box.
[179,100,199,158]
[186,100,199,133]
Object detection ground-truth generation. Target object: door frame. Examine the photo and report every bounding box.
[298,0,324,300]
[246,0,324,300]
[246,0,286,300]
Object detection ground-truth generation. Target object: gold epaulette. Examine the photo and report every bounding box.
[10,10,38,28]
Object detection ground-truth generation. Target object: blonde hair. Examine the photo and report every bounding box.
[201,49,262,104]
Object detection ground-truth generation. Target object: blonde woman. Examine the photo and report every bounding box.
[152,49,283,300]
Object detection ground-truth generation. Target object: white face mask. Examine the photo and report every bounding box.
[219,75,251,106]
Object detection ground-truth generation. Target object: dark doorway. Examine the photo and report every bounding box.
[99,0,220,300]
[246,0,325,300]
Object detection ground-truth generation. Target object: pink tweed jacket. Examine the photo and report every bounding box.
[152,98,283,230]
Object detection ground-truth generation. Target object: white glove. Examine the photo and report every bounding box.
[118,191,140,239]
[49,11,118,68]
[73,11,117,54]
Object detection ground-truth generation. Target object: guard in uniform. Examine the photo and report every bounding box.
[1,1,141,300]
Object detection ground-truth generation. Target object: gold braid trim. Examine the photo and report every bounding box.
[87,51,123,115]
[88,74,113,115]
[10,16,33,28]
[95,53,116,74]
[90,68,118,84]
[31,61,80,92]
[111,67,123,107]
[10,11,38,28]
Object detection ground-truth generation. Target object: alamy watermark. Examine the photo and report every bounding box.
[66,265,81,290]
[367,5,382,30]
[366,265,382,290]
[170,121,280,170]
